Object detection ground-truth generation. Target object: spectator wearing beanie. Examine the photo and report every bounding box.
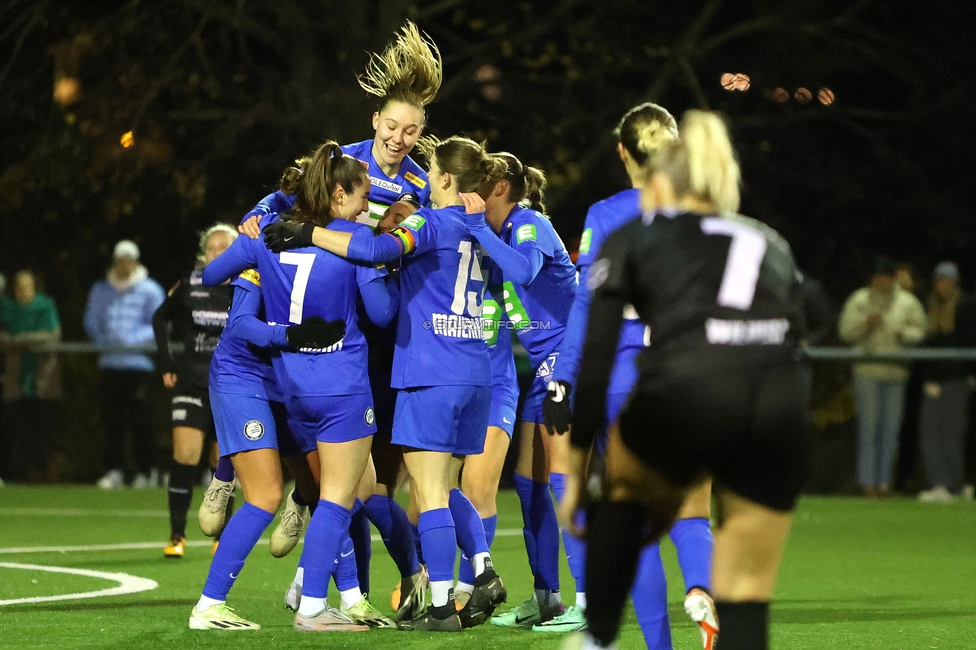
[83,240,165,489]
[917,262,976,502]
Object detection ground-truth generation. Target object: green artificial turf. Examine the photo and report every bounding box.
[0,487,974,649]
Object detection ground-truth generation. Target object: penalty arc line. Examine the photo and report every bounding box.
[0,561,158,606]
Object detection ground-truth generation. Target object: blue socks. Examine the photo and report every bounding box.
[670,517,713,593]
[514,473,560,591]
[630,541,673,650]
[449,488,489,560]
[459,513,497,586]
[302,500,352,600]
[551,472,587,593]
[334,529,359,592]
[410,521,424,565]
[418,508,457,607]
[364,495,421,578]
[349,498,371,595]
[201,502,274,601]
[214,456,235,483]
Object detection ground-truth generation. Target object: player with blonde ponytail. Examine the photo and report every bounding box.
[544,103,719,648]
[562,109,810,650]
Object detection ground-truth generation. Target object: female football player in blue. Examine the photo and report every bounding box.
[263,135,510,632]
[544,104,718,649]
[460,153,578,630]
[453,273,518,607]
[201,142,399,633]
[237,22,438,609]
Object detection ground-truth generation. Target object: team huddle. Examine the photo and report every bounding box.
[156,20,810,650]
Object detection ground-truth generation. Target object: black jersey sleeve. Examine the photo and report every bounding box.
[571,226,632,450]
[152,279,183,375]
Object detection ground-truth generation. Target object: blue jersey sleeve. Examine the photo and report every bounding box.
[552,209,604,386]
[392,211,437,256]
[470,226,539,286]
[225,274,289,348]
[345,228,405,264]
[202,235,259,286]
[360,275,399,328]
[242,190,294,226]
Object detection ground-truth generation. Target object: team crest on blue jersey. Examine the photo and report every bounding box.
[364,408,375,426]
[243,419,265,441]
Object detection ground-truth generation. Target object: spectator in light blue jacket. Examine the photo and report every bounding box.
[84,240,165,489]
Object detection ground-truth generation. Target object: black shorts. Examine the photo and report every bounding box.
[618,358,812,512]
[171,384,215,435]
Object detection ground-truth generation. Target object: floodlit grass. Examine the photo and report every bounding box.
[1,487,974,649]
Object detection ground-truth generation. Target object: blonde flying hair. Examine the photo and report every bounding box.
[197,224,238,264]
[358,21,443,110]
[653,110,741,214]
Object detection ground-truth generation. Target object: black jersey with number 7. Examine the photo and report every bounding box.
[573,209,804,448]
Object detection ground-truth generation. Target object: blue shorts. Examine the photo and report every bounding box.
[211,389,281,456]
[488,398,518,436]
[393,385,491,455]
[285,393,377,446]
[523,353,559,424]
[597,391,632,455]
[273,400,314,457]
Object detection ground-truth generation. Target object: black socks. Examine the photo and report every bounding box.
[585,500,648,647]
[715,600,769,649]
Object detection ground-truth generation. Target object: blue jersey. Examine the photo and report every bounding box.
[208,272,279,400]
[243,141,430,230]
[204,219,387,397]
[552,189,649,394]
[341,140,431,225]
[495,206,577,370]
[482,260,517,402]
[392,206,491,388]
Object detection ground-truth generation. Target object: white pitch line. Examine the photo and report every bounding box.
[0,562,158,606]
[0,529,523,555]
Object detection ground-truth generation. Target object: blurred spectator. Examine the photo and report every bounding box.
[895,262,917,295]
[839,255,927,497]
[83,240,165,489]
[0,271,62,482]
[917,262,976,502]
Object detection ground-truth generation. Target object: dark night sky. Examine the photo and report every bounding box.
[1,0,975,336]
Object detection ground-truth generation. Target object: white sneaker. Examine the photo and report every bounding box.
[283,581,301,612]
[131,473,149,490]
[198,477,235,537]
[189,603,260,630]
[918,486,955,503]
[97,469,125,490]
[270,490,309,558]
[684,588,719,650]
[962,484,975,501]
[294,606,370,632]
